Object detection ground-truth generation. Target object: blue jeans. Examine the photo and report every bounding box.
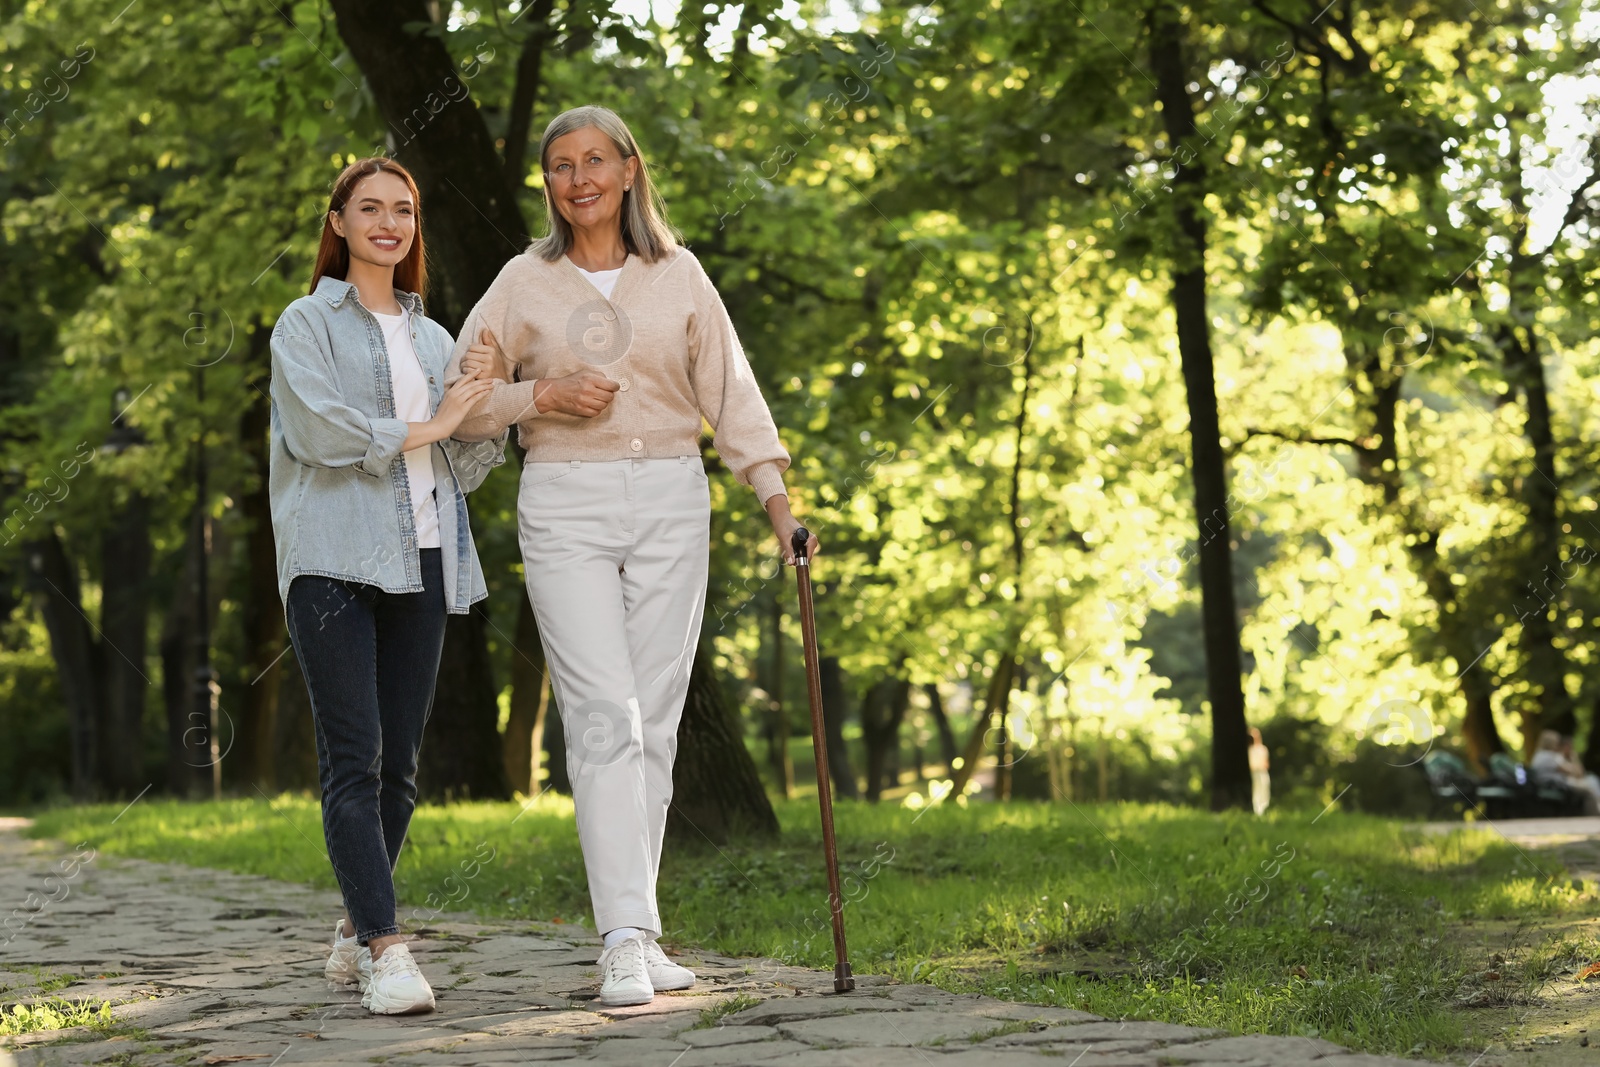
[285,548,446,944]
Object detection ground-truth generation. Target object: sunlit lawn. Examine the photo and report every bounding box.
[25,795,1596,1058]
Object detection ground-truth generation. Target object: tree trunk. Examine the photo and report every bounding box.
[159,511,212,797]
[767,596,794,797]
[818,655,859,799]
[272,644,320,792]
[925,682,958,771]
[1344,340,1507,768]
[543,697,571,794]
[1503,133,1575,756]
[666,643,779,844]
[860,674,910,801]
[994,678,1013,803]
[950,646,1019,796]
[1148,4,1251,811]
[99,493,151,796]
[417,603,511,801]
[1459,671,1505,774]
[502,0,558,189]
[29,529,100,799]
[1097,720,1109,801]
[326,0,531,331]
[883,682,906,790]
[1583,694,1600,776]
[503,594,551,796]
[237,331,284,791]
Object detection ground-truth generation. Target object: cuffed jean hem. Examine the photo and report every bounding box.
[596,910,662,938]
[357,924,401,945]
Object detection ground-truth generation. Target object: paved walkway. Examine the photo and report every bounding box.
[1417,817,1600,839]
[0,822,1417,1066]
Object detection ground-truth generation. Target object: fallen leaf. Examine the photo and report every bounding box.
[1289,965,1309,979]
[1576,962,1600,982]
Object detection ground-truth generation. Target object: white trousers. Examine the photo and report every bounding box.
[517,457,710,936]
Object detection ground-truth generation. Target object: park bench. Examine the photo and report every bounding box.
[1421,749,1585,819]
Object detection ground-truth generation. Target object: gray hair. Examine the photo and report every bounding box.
[527,105,680,263]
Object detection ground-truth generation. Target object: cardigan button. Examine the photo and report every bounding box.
[617,377,630,391]
[629,438,643,452]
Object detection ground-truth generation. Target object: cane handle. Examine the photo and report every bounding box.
[792,526,811,565]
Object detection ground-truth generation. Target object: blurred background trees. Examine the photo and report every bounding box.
[2,0,1597,817]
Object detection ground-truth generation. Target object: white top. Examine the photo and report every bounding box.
[373,308,440,549]
[1531,748,1571,782]
[578,264,624,300]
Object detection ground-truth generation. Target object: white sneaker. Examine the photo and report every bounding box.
[361,943,435,1015]
[325,919,370,989]
[642,939,695,991]
[596,934,653,1007]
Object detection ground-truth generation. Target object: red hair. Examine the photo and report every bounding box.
[309,157,428,298]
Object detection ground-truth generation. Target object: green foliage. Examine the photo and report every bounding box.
[3,0,1600,804]
[27,796,1598,1055]
[0,997,113,1036]
[690,992,763,1029]
[0,611,69,804]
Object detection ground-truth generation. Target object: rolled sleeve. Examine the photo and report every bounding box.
[271,324,410,477]
[443,435,507,493]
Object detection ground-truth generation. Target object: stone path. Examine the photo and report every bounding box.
[0,822,1419,1066]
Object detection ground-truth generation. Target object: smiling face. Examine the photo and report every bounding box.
[330,169,415,271]
[545,126,638,238]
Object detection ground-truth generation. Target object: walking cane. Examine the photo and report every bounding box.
[791,526,854,993]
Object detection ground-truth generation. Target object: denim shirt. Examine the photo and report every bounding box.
[269,276,507,614]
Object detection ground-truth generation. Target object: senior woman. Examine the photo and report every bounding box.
[447,105,815,1006]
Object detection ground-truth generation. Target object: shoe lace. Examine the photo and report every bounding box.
[377,946,421,980]
[602,938,645,981]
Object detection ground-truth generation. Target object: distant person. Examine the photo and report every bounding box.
[1531,730,1600,814]
[1248,728,1271,815]
[270,157,506,1014]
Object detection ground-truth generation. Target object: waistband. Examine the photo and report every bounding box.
[521,455,702,468]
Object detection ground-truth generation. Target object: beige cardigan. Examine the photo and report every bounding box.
[446,247,789,503]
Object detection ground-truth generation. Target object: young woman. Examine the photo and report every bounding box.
[269,157,507,1015]
[447,105,818,1007]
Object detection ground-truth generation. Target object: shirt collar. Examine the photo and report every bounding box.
[314,275,425,316]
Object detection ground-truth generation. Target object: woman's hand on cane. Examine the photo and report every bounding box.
[765,495,819,565]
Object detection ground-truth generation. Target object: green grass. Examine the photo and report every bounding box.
[24,794,1597,1057]
[0,997,113,1036]
[690,992,763,1029]
[0,968,79,999]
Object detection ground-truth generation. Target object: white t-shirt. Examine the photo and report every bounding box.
[373,308,440,549]
[578,264,624,299]
[1531,748,1569,782]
